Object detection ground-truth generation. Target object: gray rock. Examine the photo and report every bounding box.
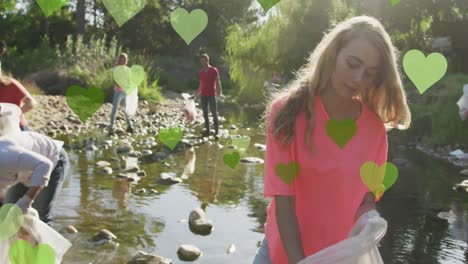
[136,188,147,194]
[96,161,111,168]
[116,173,140,182]
[129,151,143,158]
[149,189,158,194]
[230,125,238,131]
[91,229,117,243]
[123,164,140,173]
[137,170,147,177]
[117,144,133,154]
[396,145,407,151]
[177,244,202,261]
[100,167,113,175]
[460,169,468,176]
[392,158,409,167]
[156,172,182,186]
[127,251,172,264]
[254,143,266,151]
[240,157,264,164]
[61,225,78,234]
[188,208,213,235]
[154,152,167,162]
[142,149,153,156]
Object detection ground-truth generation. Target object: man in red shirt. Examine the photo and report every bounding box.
[0,76,37,130]
[190,53,223,139]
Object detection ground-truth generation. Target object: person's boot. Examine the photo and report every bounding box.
[108,127,115,136]
[126,126,134,133]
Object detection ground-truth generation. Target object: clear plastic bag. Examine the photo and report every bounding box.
[125,89,138,118]
[184,99,197,123]
[0,208,72,263]
[298,210,387,264]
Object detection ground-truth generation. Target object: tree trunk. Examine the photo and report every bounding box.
[76,0,86,34]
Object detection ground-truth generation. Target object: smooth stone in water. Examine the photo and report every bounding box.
[96,161,111,168]
[116,173,140,182]
[240,157,264,164]
[459,169,468,176]
[127,251,172,264]
[61,225,78,234]
[188,208,213,235]
[100,167,113,175]
[137,170,147,177]
[123,164,140,173]
[136,188,147,194]
[156,172,182,186]
[91,229,117,243]
[177,244,202,261]
[254,143,266,151]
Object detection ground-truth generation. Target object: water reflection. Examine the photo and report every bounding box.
[53,123,468,263]
[181,147,196,180]
[112,179,131,209]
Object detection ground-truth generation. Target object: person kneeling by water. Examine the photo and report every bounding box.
[0,103,69,225]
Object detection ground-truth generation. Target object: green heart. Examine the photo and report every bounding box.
[102,0,146,27]
[65,85,104,123]
[231,136,251,153]
[403,49,447,94]
[223,152,240,169]
[326,118,357,149]
[170,8,208,45]
[275,161,300,186]
[9,240,55,264]
[35,0,68,17]
[360,161,398,200]
[390,0,401,6]
[257,0,281,12]
[159,127,183,151]
[0,204,23,242]
[113,65,146,95]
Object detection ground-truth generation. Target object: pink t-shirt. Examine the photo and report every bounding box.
[264,95,388,264]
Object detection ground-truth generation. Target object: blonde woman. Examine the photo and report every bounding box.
[252,16,411,264]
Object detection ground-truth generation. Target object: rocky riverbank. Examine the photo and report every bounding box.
[24,94,266,263]
[392,138,468,193]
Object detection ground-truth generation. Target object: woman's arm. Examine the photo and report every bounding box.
[276,195,305,264]
[21,96,37,114]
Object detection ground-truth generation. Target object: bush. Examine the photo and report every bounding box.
[139,75,163,102]
[3,37,59,77]
[408,74,468,146]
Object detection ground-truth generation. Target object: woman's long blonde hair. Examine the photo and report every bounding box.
[265,15,411,149]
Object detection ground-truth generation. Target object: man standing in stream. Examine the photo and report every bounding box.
[190,53,223,140]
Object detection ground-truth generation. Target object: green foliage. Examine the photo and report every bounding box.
[2,36,58,76]
[139,75,163,103]
[409,74,468,146]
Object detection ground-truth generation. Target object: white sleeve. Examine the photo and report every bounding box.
[3,145,54,187]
